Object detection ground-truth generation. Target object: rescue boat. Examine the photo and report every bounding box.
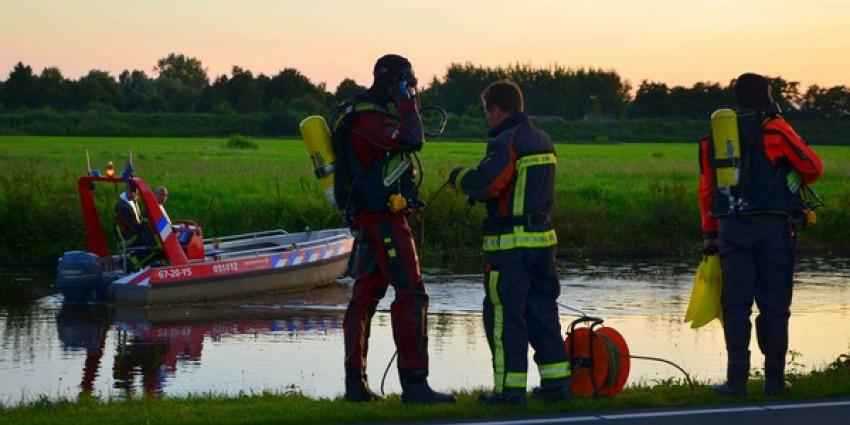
[57,172,353,305]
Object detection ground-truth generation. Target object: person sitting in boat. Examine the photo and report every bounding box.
[115,184,157,270]
[156,185,199,247]
[155,186,171,225]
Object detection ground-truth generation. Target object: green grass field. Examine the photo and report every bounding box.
[1,136,849,262]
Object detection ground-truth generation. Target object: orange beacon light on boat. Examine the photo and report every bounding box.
[105,161,115,177]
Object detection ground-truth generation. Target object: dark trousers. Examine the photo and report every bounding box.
[121,228,159,270]
[343,216,429,375]
[719,215,796,385]
[483,246,570,394]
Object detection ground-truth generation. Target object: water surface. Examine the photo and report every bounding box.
[1,258,848,405]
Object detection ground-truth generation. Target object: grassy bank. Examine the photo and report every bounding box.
[2,354,849,425]
[1,136,849,263]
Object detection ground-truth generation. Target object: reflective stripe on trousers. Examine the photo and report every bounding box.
[488,270,506,392]
[538,361,571,380]
[487,271,530,391]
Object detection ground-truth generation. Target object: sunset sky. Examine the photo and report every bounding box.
[2,0,848,91]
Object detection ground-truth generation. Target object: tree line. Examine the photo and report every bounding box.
[1,53,848,123]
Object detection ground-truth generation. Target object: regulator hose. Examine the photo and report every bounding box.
[589,332,694,394]
[628,354,694,393]
[597,332,621,389]
[380,350,398,396]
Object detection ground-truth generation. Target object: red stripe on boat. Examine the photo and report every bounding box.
[127,269,151,287]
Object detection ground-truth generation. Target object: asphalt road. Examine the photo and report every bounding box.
[424,399,850,425]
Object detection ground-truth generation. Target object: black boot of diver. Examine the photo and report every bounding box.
[710,382,747,397]
[764,357,791,396]
[400,369,456,404]
[478,390,527,406]
[531,380,572,403]
[711,351,749,397]
[344,369,382,402]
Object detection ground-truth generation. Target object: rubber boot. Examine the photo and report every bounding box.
[711,351,749,397]
[399,369,456,404]
[478,389,527,406]
[764,357,791,396]
[531,379,572,403]
[344,369,382,402]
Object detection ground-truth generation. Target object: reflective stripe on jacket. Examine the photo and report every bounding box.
[455,113,558,251]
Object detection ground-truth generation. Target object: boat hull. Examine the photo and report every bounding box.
[112,255,348,304]
[105,228,353,305]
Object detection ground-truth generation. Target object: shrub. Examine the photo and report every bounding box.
[225,134,258,149]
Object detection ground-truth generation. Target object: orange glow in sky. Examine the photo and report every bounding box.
[2,0,848,91]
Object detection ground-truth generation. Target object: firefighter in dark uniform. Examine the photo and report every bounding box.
[698,73,823,396]
[333,54,454,404]
[448,80,571,405]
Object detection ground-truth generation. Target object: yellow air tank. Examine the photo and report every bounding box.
[710,108,741,189]
[299,115,336,206]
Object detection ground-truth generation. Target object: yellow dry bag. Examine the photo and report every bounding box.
[299,115,336,206]
[685,255,724,329]
[711,108,741,191]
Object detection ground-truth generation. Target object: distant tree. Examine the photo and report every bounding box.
[801,85,850,119]
[768,77,803,113]
[333,78,366,102]
[197,74,228,113]
[154,53,208,112]
[74,70,120,110]
[3,62,39,109]
[426,63,630,119]
[416,76,442,108]
[154,53,208,91]
[430,63,494,115]
[629,81,670,118]
[37,67,73,110]
[567,67,631,118]
[689,82,732,117]
[266,68,318,105]
[223,66,264,113]
[118,69,161,112]
[2,56,844,130]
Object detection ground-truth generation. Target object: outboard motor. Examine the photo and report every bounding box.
[57,251,110,303]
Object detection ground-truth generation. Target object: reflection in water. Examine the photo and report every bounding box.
[55,304,109,396]
[53,303,345,398]
[0,257,849,404]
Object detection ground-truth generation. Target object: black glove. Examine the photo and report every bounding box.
[702,238,719,255]
[389,71,417,103]
[448,167,465,189]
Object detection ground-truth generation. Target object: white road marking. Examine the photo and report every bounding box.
[764,400,850,410]
[455,400,850,425]
[599,406,763,419]
[455,417,599,425]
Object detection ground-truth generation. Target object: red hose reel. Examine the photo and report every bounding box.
[563,316,631,397]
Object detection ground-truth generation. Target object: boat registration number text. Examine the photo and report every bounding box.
[213,262,239,274]
[157,267,192,280]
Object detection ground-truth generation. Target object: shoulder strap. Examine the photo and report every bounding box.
[331,101,389,133]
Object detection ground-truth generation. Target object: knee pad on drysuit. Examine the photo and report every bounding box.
[347,234,378,279]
